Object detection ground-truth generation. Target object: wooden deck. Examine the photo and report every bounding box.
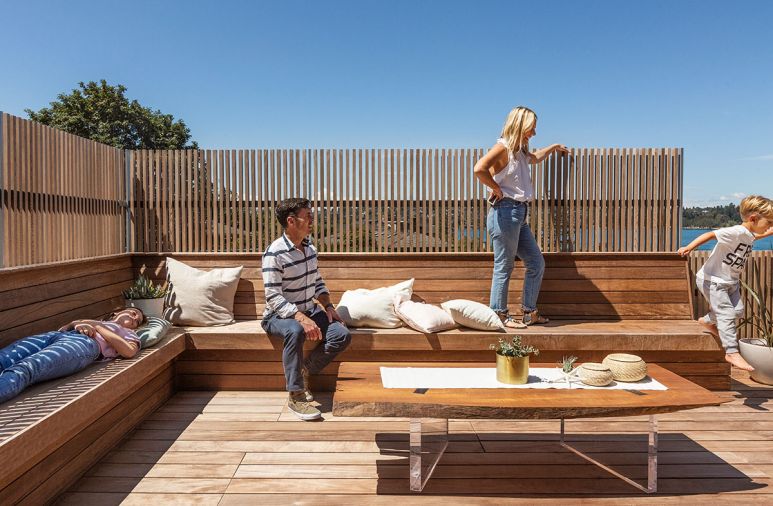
[58,370,773,505]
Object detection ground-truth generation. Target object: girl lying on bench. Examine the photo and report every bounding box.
[0,308,144,404]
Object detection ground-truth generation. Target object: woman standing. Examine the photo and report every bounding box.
[474,106,568,328]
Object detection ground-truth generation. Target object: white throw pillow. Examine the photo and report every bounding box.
[395,298,457,334]
[336,279,414,328]
[164,257,243,326]
[440,299,505,331]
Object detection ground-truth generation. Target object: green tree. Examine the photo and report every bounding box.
[683,204,741,228]
[26,80,197,149]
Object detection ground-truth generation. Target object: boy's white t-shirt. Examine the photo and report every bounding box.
[696,225,755,286]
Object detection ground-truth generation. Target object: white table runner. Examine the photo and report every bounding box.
[380,367,667,390]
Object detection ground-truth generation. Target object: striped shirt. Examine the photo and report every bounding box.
[262,234,329,318]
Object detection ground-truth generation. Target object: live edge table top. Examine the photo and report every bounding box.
[331,362,727,420]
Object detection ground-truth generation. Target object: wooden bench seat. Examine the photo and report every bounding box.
[179,319,726,391]
[0,255,185,504]
[134,252,727,392]
[0,330,186,504]
[184,319,716,348]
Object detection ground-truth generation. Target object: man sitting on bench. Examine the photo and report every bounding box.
[261,198,352,420]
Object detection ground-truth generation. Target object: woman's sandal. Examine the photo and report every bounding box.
[499,313,527,329]
[522,309,550,326]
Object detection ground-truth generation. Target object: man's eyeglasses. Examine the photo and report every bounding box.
[291,213,314,222]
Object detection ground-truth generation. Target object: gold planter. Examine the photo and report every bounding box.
[496,354,529,384]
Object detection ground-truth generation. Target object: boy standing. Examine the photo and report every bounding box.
[678,195,773,371]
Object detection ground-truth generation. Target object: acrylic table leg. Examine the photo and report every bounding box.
[409,418,449,492]
[648,415,658,493]
[560,415,658,494]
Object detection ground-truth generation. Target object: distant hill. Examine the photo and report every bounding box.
[682,204,740,228]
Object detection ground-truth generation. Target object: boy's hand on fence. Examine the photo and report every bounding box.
[677,246,691,257]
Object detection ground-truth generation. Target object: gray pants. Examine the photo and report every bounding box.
[698,279,745,354]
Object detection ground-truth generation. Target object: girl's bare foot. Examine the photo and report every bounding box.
[725,352,755,372]
[697,317,719,337]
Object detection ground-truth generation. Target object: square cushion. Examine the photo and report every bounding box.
[395,297,456,334]
[164,257,243,326]
[336,279,414,328]
[136,316,173,348]
[440,299,505,331]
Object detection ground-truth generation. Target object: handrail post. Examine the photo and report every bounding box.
[0,111,4,268]
[124,149,132,254]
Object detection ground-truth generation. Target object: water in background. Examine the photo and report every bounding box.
[682,228,773,250]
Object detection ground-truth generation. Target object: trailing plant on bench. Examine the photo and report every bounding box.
[740,278,772,348]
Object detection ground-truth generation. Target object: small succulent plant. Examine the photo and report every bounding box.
[490,335,540,358]
[559,355,579,373]
[122,275,168,300]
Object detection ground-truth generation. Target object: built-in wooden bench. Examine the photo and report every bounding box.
[0,256,186,505]
[0,250,727,504]
[135,252,728,392]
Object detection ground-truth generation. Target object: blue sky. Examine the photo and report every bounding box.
[1,0,771,207]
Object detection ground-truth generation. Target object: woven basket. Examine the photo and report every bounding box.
[603,353,648,382]
[579,363,614,387]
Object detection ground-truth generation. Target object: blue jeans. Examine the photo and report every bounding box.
[262,309,352,392]
[0,330,100,404]
[487,199,545,314]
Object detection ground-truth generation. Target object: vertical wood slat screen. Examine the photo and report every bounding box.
[0,112,126,268]
[130,147,683,253]
[688,251,773,339]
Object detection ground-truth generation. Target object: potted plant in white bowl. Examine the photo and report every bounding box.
[738,276,773,385]
[490,335,539,385]
[123,275,169,318]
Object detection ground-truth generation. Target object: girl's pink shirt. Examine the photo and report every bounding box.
[94,321,140,359]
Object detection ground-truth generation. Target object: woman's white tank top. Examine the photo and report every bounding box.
[492,138,534,202]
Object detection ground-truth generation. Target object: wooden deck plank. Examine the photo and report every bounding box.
[63,367,773,502]
[57,492,223,506]
[215,494,773,505]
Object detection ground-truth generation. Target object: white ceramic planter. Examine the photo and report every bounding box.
[125,298,165,319]
[739,338,773,385]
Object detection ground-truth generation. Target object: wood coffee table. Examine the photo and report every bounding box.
[332,362,726,494]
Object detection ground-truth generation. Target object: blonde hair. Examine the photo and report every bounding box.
[500,106,538,154]
[739,195,773,220]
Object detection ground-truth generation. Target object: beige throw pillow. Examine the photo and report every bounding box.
[395,297,457,334]
[440,299,506,331]
[164,257,243,326]
[336,279,414,328]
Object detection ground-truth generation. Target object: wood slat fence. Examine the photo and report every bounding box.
[0,112,126,268]
[688,250,773,339]
[129,147,683,254]
[3,113,772,329]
